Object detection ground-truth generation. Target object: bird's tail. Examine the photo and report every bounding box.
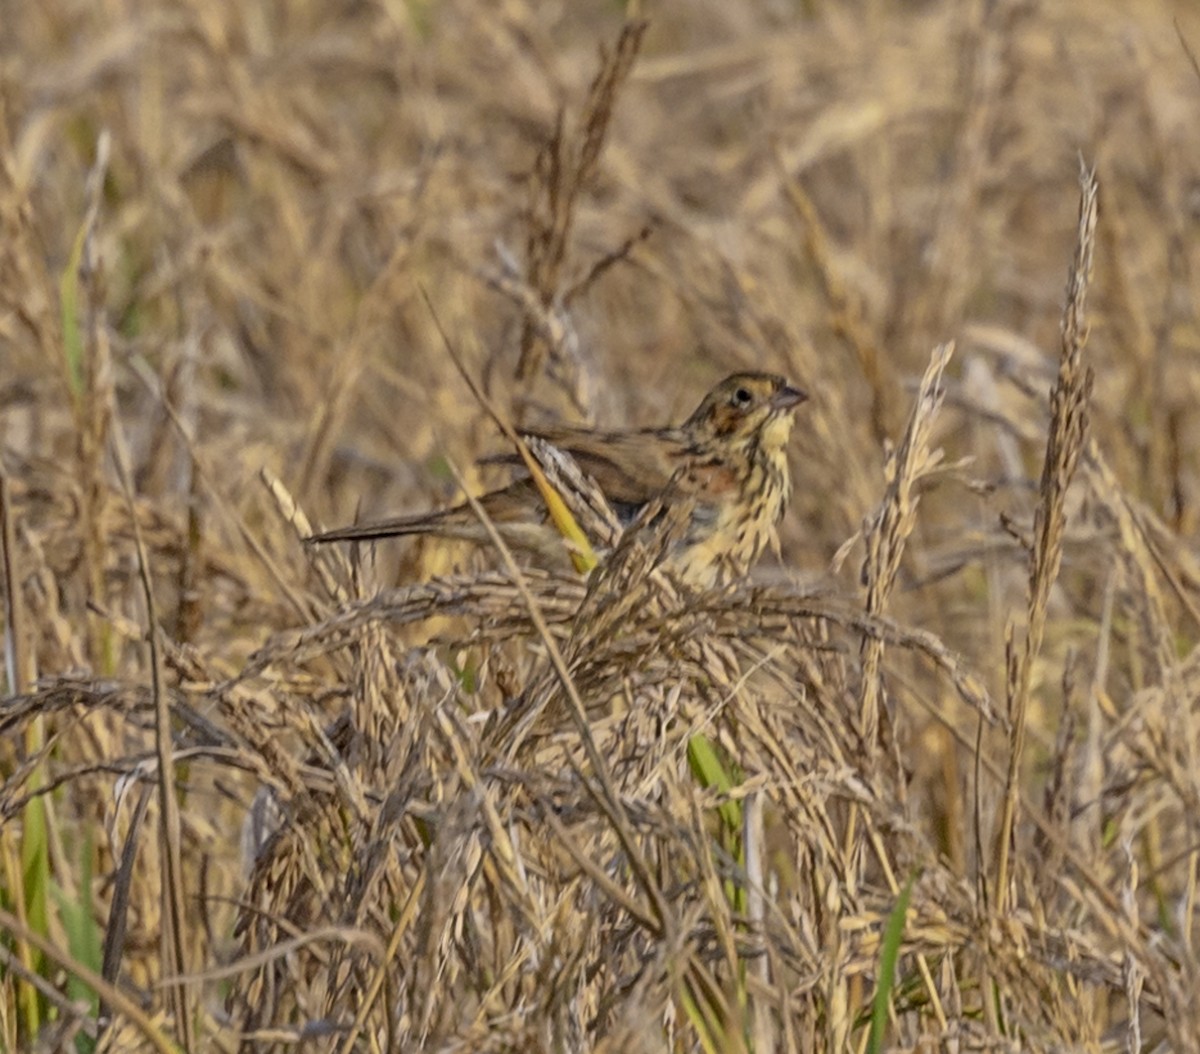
[306,504,476,545]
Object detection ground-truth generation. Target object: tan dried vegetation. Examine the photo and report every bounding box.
[3,2,1200,1051]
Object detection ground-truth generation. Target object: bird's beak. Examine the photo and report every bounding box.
[771,385,808,410]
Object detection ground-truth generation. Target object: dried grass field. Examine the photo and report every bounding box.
[4,1,1200,1051]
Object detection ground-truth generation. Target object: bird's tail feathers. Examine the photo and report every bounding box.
[306,504,475,545]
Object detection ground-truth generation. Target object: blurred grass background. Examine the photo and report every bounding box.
[3,0,1200,1050]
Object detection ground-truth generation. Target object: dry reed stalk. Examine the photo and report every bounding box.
[994,163,1098,915]
[859,341,954,760]
[1,471,31,696]
[101,207,197,1054]
[513,19,648,416]
[837,342,957,1041]
[0,453,44,1053]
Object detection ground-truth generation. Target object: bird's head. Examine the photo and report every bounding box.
[685,372,808,451]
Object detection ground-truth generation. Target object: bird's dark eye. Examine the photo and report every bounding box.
[733,387,752,406]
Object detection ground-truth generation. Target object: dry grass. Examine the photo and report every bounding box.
[4,1,1200,1050]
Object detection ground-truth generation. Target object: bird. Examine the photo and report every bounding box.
[307,372,807,587]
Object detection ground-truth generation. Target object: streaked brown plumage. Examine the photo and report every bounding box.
[308,372,807,586]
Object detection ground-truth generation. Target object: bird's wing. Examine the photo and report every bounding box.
[481,426,688,509]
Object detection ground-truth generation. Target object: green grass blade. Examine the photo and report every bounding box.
[52,830,102,1025]
[687,734,742,833]
[866,872,915,1054]
[19,775,50,1037]
[59,222,88,401]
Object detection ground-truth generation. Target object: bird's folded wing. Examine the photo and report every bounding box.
[480,426,687,508]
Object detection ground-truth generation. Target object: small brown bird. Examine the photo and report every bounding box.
[308,372,807,586]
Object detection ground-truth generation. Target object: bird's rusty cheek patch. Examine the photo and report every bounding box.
[705,406,738,436]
